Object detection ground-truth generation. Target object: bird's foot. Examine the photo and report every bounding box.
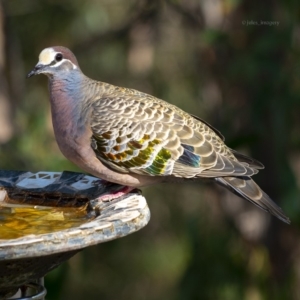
[97,185,137,202]
[89,185,141,217]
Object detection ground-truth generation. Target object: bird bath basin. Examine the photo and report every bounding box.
[0,170,150,299]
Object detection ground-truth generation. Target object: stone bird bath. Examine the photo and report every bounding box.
[0,170,150,299]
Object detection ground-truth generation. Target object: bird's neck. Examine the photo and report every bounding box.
[48,73,90,137]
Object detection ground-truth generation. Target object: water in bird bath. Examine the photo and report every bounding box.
[0,191,95,240]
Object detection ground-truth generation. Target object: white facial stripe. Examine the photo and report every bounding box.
[38,48,77,69]
[38,48,56,65]
[49,58,77,69]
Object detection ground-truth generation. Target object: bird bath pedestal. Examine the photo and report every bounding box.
[0,170,150,299]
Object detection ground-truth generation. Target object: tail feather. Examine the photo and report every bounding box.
[215,176,290,224]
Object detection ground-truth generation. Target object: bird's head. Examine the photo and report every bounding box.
[27,46,80,78]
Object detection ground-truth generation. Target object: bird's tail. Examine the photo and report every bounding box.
[215,176,290,224]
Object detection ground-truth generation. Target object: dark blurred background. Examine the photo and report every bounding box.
[1,0,300,299]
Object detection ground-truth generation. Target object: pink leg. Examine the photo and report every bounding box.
[97,185,137,202]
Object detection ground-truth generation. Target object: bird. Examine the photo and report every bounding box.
[27,46,290,224]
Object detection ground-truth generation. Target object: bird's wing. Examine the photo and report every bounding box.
[90,93,261,178]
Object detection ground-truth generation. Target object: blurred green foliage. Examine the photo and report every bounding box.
[1,0,300,299]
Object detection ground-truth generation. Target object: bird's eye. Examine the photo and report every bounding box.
[55,53,63,62]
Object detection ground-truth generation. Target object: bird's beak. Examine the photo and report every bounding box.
[27,63,44,78]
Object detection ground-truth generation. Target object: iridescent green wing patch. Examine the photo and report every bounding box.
[145,148,172,175]
[92,132,173,176]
